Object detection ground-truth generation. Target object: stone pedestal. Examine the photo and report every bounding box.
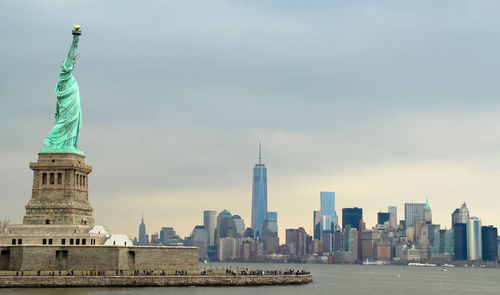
[23,153,94,226]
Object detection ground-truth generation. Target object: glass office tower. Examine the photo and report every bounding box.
[404,203,425,228]
[481,225,498,261]
[313,210,321,240]
[467,217,482,260]
[251,144,268,238]
[320,192,335,241]
[453,223,467,260]
[203,210,217,246]
[342,207,363,230]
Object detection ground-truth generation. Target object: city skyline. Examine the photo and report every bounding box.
[2,1,500,242]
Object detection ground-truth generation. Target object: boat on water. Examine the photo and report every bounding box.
[408,263,437,267]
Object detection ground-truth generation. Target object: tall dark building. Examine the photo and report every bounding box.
[377,212,390,225]
[216,209,236,239]
[313,210,321,240]
[342,208,362,230]
[453,223,467,260]
[481,226,498,261]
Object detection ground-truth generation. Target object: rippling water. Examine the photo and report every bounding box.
[2,263,500,295]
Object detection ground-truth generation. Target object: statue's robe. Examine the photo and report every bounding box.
[43,56,82,149]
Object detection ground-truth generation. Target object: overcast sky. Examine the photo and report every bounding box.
[1,1,500,241]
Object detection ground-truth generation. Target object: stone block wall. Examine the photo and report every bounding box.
[0,245,198,271]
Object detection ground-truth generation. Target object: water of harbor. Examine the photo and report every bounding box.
[1,262,500,295]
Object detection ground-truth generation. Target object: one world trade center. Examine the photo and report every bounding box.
[251,143,267,238]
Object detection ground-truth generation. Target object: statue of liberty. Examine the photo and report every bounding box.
[41,25,84,155]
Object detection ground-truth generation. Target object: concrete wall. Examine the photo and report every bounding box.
[0,245,198,271]
[0,274,313,287]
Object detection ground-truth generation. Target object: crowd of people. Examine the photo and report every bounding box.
[13,268,310,277]
[225,268,310,276]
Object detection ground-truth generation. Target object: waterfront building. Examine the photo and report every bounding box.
[203,210,217,246]
[375,242,391,261]
[404,203,425,228]
[403,245,421,261]
[313,210,321,240]
[361,230,381,262]
[191,225,209,260]
[466,217,482,260]
[285,228,307,257]
[159,227,176,244]
[342,207,362,230]
[309,239,322,254]
[453,223,467,260]
[377,212,390,226]
[451,203,469,229]
[333,226,358,263]
[357,219,366,262]
[481,225,498,261]
[251,144,268,238]
[430,229,454,258]
[262,214,279,254]
[232,215,245,238]
[218,237,237,261]
[158,227,181,246]
[321,230,333,253]
[415,220,430,259]
[237,238,264,261]
[427,224,440,249]
[320,192,335,241]
[150,232,159,244]
[388,206,397,228]
[216,210,235,240]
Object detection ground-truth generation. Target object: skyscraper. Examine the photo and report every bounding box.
[342,207,362,230]
[159,227,176,245]
[451,203,469,228]
[481,225,498,261]
[377,212,390,225]
[423,199,432,224]
[388,206,397,228]
[231,215,245,238]
[267,211,278,224]
[216,209,235,240]
[313,210,321,240]
[320,192,335,241]
[137,216,149,246]
[203,210,217,246]
[191,225,209,259]
[466,217,482,260]
[453,223,467,260]
[251,143,267,238]
[404,203,425,228]
[262,216,279,254]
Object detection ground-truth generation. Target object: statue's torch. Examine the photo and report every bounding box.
[72,24,81,36]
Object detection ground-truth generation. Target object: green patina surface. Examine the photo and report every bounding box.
[42,28,83,156]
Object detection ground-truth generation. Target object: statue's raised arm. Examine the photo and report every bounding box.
[41,25,84,156]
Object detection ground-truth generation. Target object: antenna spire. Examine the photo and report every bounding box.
[259,141,262,164]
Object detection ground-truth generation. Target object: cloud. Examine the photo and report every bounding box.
[1,1,500,241]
